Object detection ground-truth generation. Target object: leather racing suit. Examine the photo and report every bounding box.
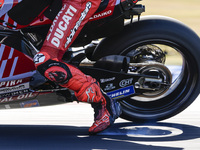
[33,0,121,134]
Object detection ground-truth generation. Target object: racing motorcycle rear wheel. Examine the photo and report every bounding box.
[91,16,200,122]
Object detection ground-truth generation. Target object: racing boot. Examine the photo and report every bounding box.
[89,93,121,134]
[72,77,121,134]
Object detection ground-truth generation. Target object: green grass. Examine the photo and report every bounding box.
[142,0,200,36]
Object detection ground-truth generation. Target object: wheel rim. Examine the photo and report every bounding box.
[119,39,199,120]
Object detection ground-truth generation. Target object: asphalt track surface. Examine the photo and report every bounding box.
[0,94,199,150]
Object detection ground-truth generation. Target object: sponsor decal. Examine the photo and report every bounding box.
[0,92,36,103]
[107,85,135,99]
[0,89,30,98]
[100,77,115,83]
[65,2,91,48]
[119,78,133,87]
[33,53,46,64]
[0,79,24,88]
[48,4,77,48]
[20,100,40,108]
[89,10,113,21]
[104,83,116,91]
[89,0,116,22]
[0,82,29,94]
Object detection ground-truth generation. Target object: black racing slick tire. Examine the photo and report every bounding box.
[92,15,200,122]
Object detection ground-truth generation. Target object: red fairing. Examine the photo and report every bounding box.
[1,13,53,30]
[133,0,138,3]
[0,0,52,29]
[89,0,117,21]
[0,44,35,81]
[29,14,52,27]
[120,0,138,3]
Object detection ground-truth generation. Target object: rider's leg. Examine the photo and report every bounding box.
[34,0,121,134]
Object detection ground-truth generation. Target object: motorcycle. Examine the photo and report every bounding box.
[0,0,200,122]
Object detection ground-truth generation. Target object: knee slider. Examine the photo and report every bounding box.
[37,59,72,84]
